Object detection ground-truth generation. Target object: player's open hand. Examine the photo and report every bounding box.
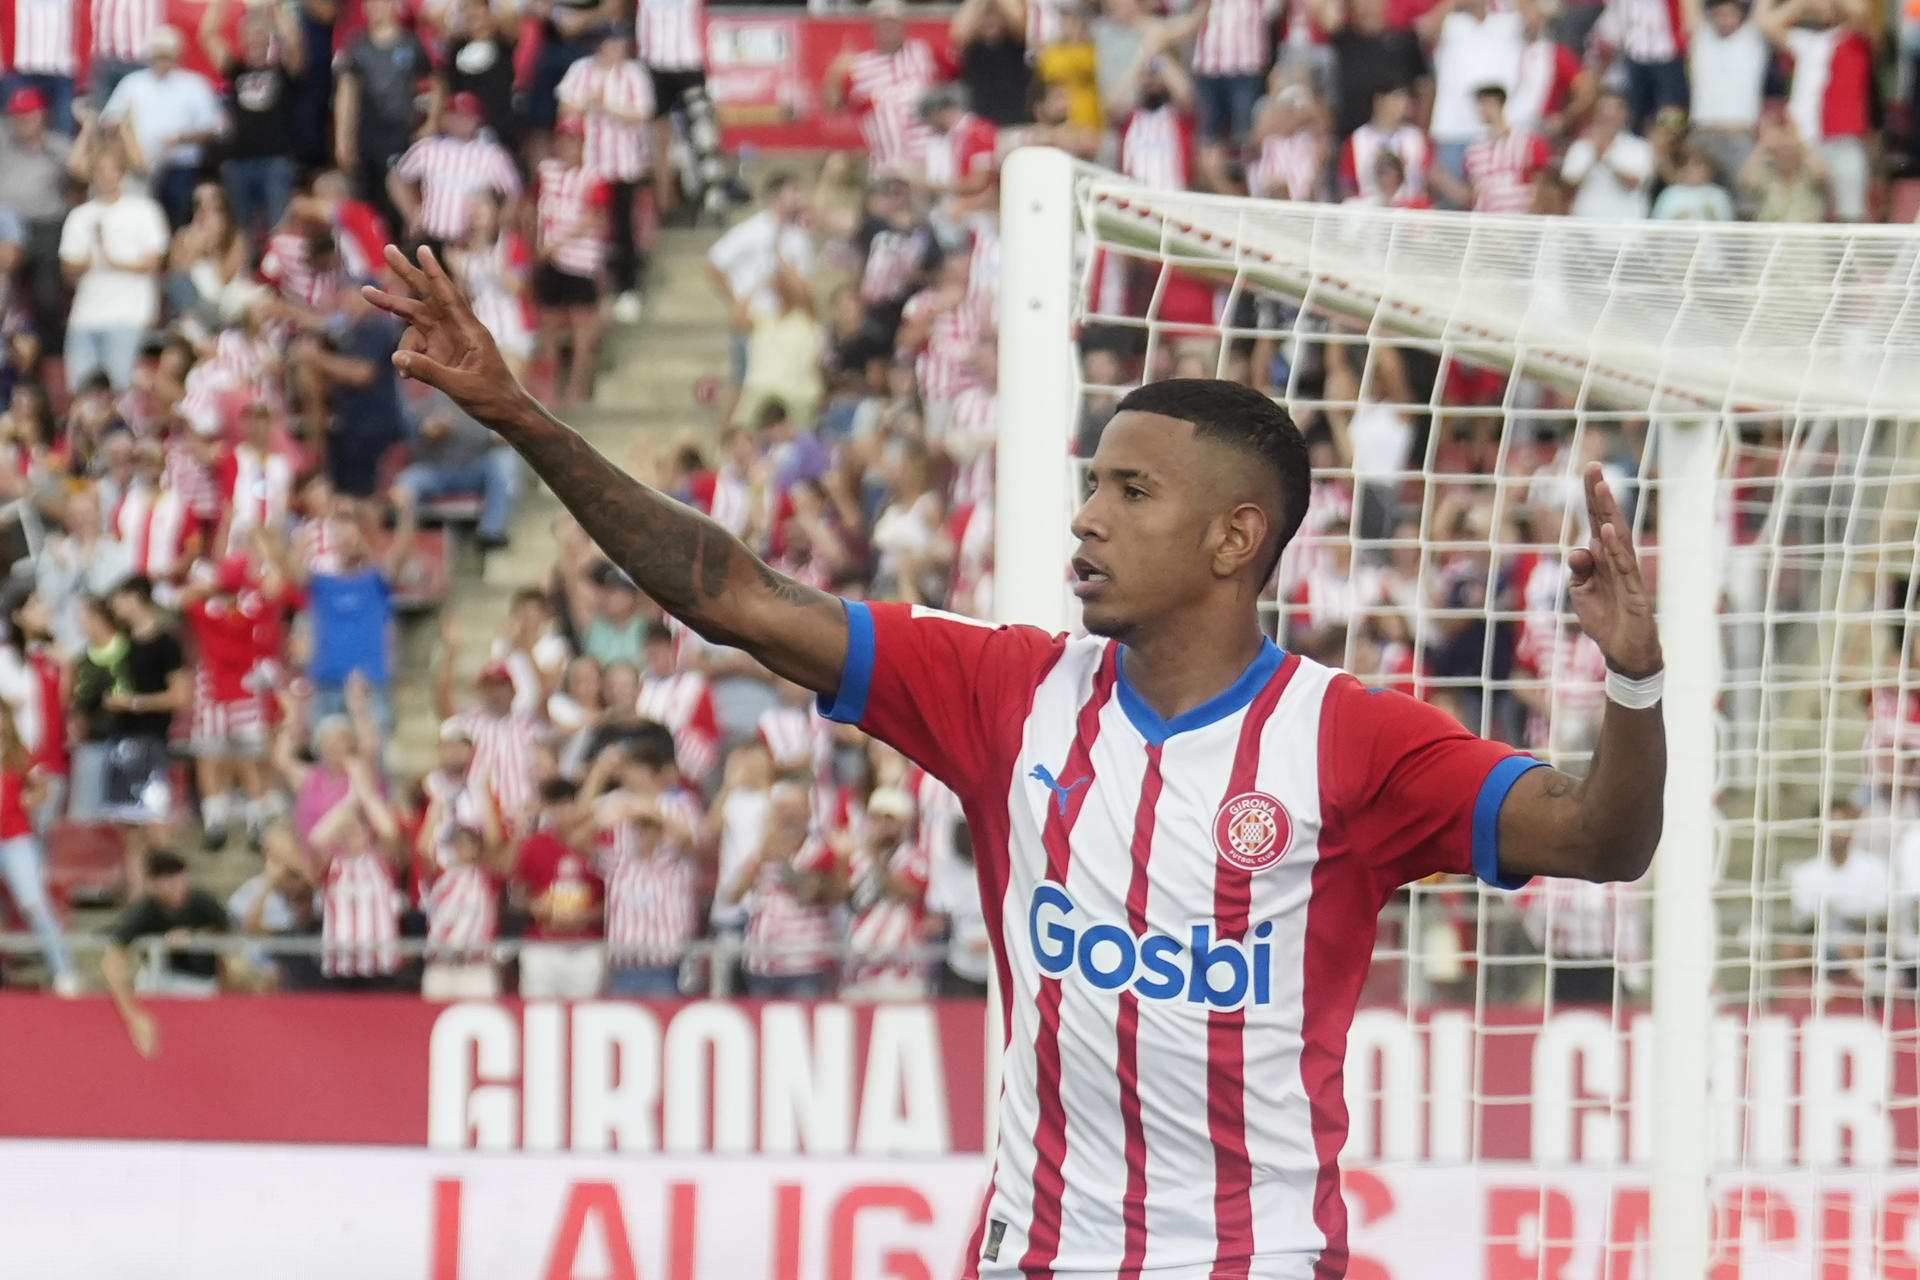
[1566,461,1662,679]
[362,245,531,429]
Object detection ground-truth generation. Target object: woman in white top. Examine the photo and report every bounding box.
[868,436,952,604]
[164,181,251,339]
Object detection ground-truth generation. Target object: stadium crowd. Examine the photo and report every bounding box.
[0,0,1912,1038]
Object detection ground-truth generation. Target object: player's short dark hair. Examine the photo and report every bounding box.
[1111,378,1311,579]
[145,850,188,880]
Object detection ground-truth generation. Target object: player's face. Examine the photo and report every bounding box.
[1071,411,1225,639]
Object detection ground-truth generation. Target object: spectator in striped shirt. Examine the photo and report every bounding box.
[532,118,609,410]
[558,29,657,323]
[728,779,846,998]
[311,753,407,989]
[1435,84,1551,214]
[389,92,522,253]
[419,814,510,1000]
[842,785,932,1000]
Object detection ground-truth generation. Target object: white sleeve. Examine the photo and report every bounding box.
[1560,139,1596,184]
[57,206,91,265]
[707,221,751,275]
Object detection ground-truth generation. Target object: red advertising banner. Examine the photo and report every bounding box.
[3,998,1916,1170]
[706,14,956,152]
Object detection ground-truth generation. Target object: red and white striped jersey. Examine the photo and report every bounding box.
[1464,127,1549,214]
[1516,875,1647,964]
[606,845,701,966]
[743,837,840,976]
[448,707,546,831]
[454,232,534,355]
[1605,0,1682,63]
[260,230,343,315]
[636,0,705,71]
[846,837,931,985]
[395,135,522,242]
[112,482,192,580]
[421,767,489,869]
[1867,687,1920,794]
[845,41,942,175]
[535,158,609,278]
[818,601,1539,1276]
[1339,122,1430,200]
[557,55,657,182]
[6,0,82,75]
[1508,36,1582,133]
[217,444,295,542]
[948,386,997,508]
[638,668,721,780]
[1247,128,1323,201]
[322,849,403,977]
[165,441,222,527]
[900,286,986,405]
[1517,624,1608,752]
[1191,0,1280,77]
[90,0,158,61]
[705,463,755,538]
[424,862,500,961]
[966,214,1001,306]
[924,112,999,192]
[757,702,831,772]
[292,515,343,577]
[1120,104,1193,192]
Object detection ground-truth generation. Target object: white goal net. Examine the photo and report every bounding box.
[995,146,1920,1279]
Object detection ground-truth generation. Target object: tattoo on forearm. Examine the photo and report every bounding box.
[500,405,835,636]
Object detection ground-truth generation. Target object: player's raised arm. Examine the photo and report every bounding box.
[361,246,848,694]
[1497,462,1667,883]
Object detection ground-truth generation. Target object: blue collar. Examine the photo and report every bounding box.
[1114,640,1286,748]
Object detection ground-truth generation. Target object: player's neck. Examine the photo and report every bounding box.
[1116,615,1270,724]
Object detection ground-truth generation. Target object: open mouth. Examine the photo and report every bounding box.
[1071,557,1110,598]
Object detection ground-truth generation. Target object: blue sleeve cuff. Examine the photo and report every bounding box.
[816,599,875,726]
[1472,754,1546,891]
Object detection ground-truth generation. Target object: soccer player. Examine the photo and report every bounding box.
[366,246,1666,1278]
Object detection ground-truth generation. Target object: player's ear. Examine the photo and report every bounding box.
[1214,502,1270,580]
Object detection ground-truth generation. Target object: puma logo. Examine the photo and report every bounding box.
[1030,763,1092,817]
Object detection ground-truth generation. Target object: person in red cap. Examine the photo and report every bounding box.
[388,89,522,254]
[532,115,610,409]
[433,617,550,833]
[178,552,291,851]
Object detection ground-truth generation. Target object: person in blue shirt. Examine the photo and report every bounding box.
[275,489,416,742]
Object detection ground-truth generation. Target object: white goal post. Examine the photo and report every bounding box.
[995,145,1920,1278]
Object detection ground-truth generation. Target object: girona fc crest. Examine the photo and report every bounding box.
[1212,791,1292,872]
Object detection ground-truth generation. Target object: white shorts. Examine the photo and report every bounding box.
[191,689,268,758]
[518,942,606,999]
[422,960,502,1001]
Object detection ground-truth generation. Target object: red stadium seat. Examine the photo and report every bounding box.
[45,821,125,907]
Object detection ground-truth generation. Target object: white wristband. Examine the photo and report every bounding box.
[1605,666,1665,710]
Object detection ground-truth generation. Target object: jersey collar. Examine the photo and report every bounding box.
[1114,639,1286,748]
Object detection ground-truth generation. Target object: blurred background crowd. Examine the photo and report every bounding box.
[0,0,1914,1046]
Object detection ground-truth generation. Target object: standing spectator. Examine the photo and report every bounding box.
[842,786,930,999]
[181,555,282,851]
[706,172,813,406]
[851,173,941,351]
[580,562,648,667]
[526,0,619,136]
[1034,2,1103,132]
[333,0,431,240]
[59,149,168,392]
[636,0,709,219]
[1115,55,1197,193]
[512,777,607,999]
[737,275,825,431]
[636,628,721,784]
[87,0,165,109]
[1419,0,1525,198]
[431,0,521,153]
[927,817,989,995]
[1688,0,1770,202]
[533,118,609,411]
[1338,83,1428,200]
[111,441,194,589]
[1605,0,1690,129]
[0,697,78,992]
[2,0,82,133]
[1509,0,1592,139]
[312,757,405,989]
[1318,0,1430,144]
[1247,83,1328,201]
[1789,797,1889,981]
[731,780,844,998]
[99,26,221,226]
[918,83,1000,226]
[1516,875,1649,1002]
[288,497,415,737]
[434,648,548,832]
[603,805,704,995]
[419,818,508,999]
[215,402,297,551]
[103,850,230,1057]
[0,88,76,344]
[448,191,535,379]
[389,92,522,253]
[200,0,305,241]
[291,288,409,499]
[558,29,656,324]
[1190,0,1281,193]
[0,588,69,830]
[393,389,523,553]
[1440,84,1550,213]
[38,487,130,652]
[1762,0,1875,222]
[950,0,1034,129]
[1562,89,1655,218]
[102,574,188,889]
[227,822,319,990]
[825,0,946,177]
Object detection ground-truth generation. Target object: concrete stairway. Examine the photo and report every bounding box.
[386,224,733,781]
